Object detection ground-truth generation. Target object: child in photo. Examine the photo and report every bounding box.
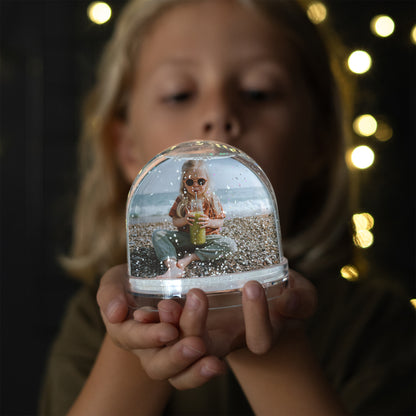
[152,159,237,278]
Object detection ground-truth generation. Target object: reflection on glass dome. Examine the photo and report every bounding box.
[126,140,288,309]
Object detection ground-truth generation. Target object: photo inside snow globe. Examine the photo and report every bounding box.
[126,141,288,309]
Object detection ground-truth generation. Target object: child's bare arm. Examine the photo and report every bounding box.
[67,334,172,416]
[227,330,347,415]
[172,216,190,228]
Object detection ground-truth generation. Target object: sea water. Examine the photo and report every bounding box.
[130,186,272,223]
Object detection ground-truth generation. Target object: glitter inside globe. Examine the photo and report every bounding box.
[126,140,288,309]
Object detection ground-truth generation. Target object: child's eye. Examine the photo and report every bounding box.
[164,91,193,103]
[242,89,277,102]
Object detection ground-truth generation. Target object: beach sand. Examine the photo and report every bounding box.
[128,214,280,279]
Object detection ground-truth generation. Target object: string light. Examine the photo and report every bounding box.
[370,15,395,37]
[353,230,374,248]
[307,2,327,24]
[374,120,393,142]
[353,213,374,231]
[347,50,372,74]
[352,213,374,249]
[353,114,378,137]
[87,2,112,25]
[340,265,360,281]
[411,25,416,45]
[349,145,375,170]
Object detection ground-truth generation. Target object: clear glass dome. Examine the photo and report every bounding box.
[126,140,288,309]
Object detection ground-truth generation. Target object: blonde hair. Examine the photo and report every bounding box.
[63,0,353,282]
[176,160,223,218]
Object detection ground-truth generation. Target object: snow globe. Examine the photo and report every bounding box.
[126,140,288,310]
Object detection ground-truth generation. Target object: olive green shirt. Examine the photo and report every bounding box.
[39,275,415,415]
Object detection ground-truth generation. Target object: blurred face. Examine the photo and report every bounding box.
[116,0,316,231]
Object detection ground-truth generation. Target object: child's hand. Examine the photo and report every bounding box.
[134,270,317,389]
[97,265,226,388]
[97,265,179,348]
[97,266,316,390]
[185,212,195,225]
[196,213,210,228]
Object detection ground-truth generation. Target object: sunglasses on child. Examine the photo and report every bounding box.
[184,178,207,186]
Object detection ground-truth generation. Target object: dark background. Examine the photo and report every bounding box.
[1,1,414,414]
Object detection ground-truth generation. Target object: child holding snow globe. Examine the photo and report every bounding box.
[39,1,415,415]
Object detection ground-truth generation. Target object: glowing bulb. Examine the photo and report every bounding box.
[340,265,360,281]
[350,145,375,169]
[353,213,374,231]
[411,299,416,309]
[370,15,395,37]
[411,25,416,45]
[353,230,374,248]
[307,2,327,24]
[374,121,393,142]
[353,114,378,137]
[347,50,372,74]
[87,2,112,25]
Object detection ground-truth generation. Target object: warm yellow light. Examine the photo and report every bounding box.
[411,25,416,45]
[87,2,112,24]
[411,299,416,309]
[341,265,360,281]
[353,213,374,231]
[353,230,374,248]
[347,50,372,74]
[353,114,378,137]
[374,120,393,142]
[370,15,395,37]
[307,2,327,24]
[350,145,375,169]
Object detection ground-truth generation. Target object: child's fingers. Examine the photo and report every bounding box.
[179,289,208,337]
[168,355,227,390]
[140,336,206,381]
[198,218,209,227]
[97,264,130,324]
[158,299,183,326]
[242,281,274,355]
[133,307,160,323]
[273,270,317,320]
[198,215,209,224]
[107,319,179,350]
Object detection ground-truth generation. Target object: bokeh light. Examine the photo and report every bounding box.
[411,299,416,309]
[350,145,375,169]
[353,114,378,137]
[370,15,395,37]
[353,230,374,248]
[307,2,327,24]
[411,25,416,45]
[87,2,112,25]
[340,265,360,281]
[353,213,374,231]
[347,50,372,74]
[374,120,393,142]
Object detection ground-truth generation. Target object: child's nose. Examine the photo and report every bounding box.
[198,91,241,140]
